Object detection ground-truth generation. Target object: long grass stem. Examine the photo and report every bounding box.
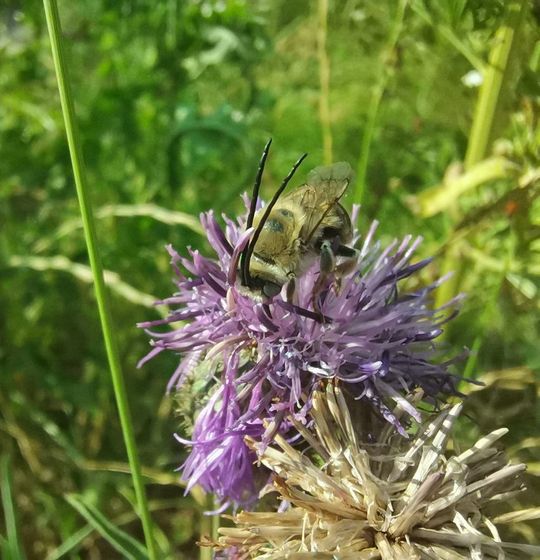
[317,0,333,164]
[42,2,158,557]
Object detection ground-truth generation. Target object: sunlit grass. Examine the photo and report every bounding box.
[1,0,538,556]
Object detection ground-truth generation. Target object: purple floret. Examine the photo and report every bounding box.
[139,206,462,508]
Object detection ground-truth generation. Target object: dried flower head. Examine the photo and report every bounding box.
[211,384,540,559]
[139,160,463,507]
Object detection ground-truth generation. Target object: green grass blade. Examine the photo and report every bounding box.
[42,1,158,558]
[46,525,94,560]
[0,456,25,560]
[65,495,148,560]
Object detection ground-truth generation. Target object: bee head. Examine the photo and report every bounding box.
[239,142,307,297]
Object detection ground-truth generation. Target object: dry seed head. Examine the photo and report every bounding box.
[209,384,540,559]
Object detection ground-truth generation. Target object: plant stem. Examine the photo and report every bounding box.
[42,2,158,558]
[354,0,408,203]
[199,493,214,560]
[317,0,333,164]
[435,0,526,313]
[465,0,527,169]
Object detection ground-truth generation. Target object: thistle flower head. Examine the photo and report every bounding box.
[211,384,540,559]
[139,201,462,507]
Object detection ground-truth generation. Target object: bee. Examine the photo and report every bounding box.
[239,140,357,308]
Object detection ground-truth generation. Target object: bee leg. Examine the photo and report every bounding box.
[335,244,357,258]
[333,259,356,294]
[333,246,358,293]
[312,240,335,315]
[286,274,296,303]
[319,240,336,276]
[335,254,358,277]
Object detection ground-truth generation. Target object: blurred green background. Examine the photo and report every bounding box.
[1,0,539,558]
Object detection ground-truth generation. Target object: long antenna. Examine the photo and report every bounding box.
[248,139,272,229]
[240,139,272,285]
[242,152,308,287]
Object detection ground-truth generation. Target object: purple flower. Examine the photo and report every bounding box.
[139,205,462,508]
[175,381,259,508]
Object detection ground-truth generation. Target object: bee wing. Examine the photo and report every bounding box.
[279,162,354,208]
[305,162,355,203]
[287,162,354,241]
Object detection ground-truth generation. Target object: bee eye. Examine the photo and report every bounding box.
[265,219,285,232]
[262,282,282,298]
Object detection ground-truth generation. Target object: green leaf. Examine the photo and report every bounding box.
[65,494,148,560]
[0,455,25,560]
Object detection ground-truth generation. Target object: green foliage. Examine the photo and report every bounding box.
[1,456,26,560]
[1,0,539,557]
[64,494,148,560]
